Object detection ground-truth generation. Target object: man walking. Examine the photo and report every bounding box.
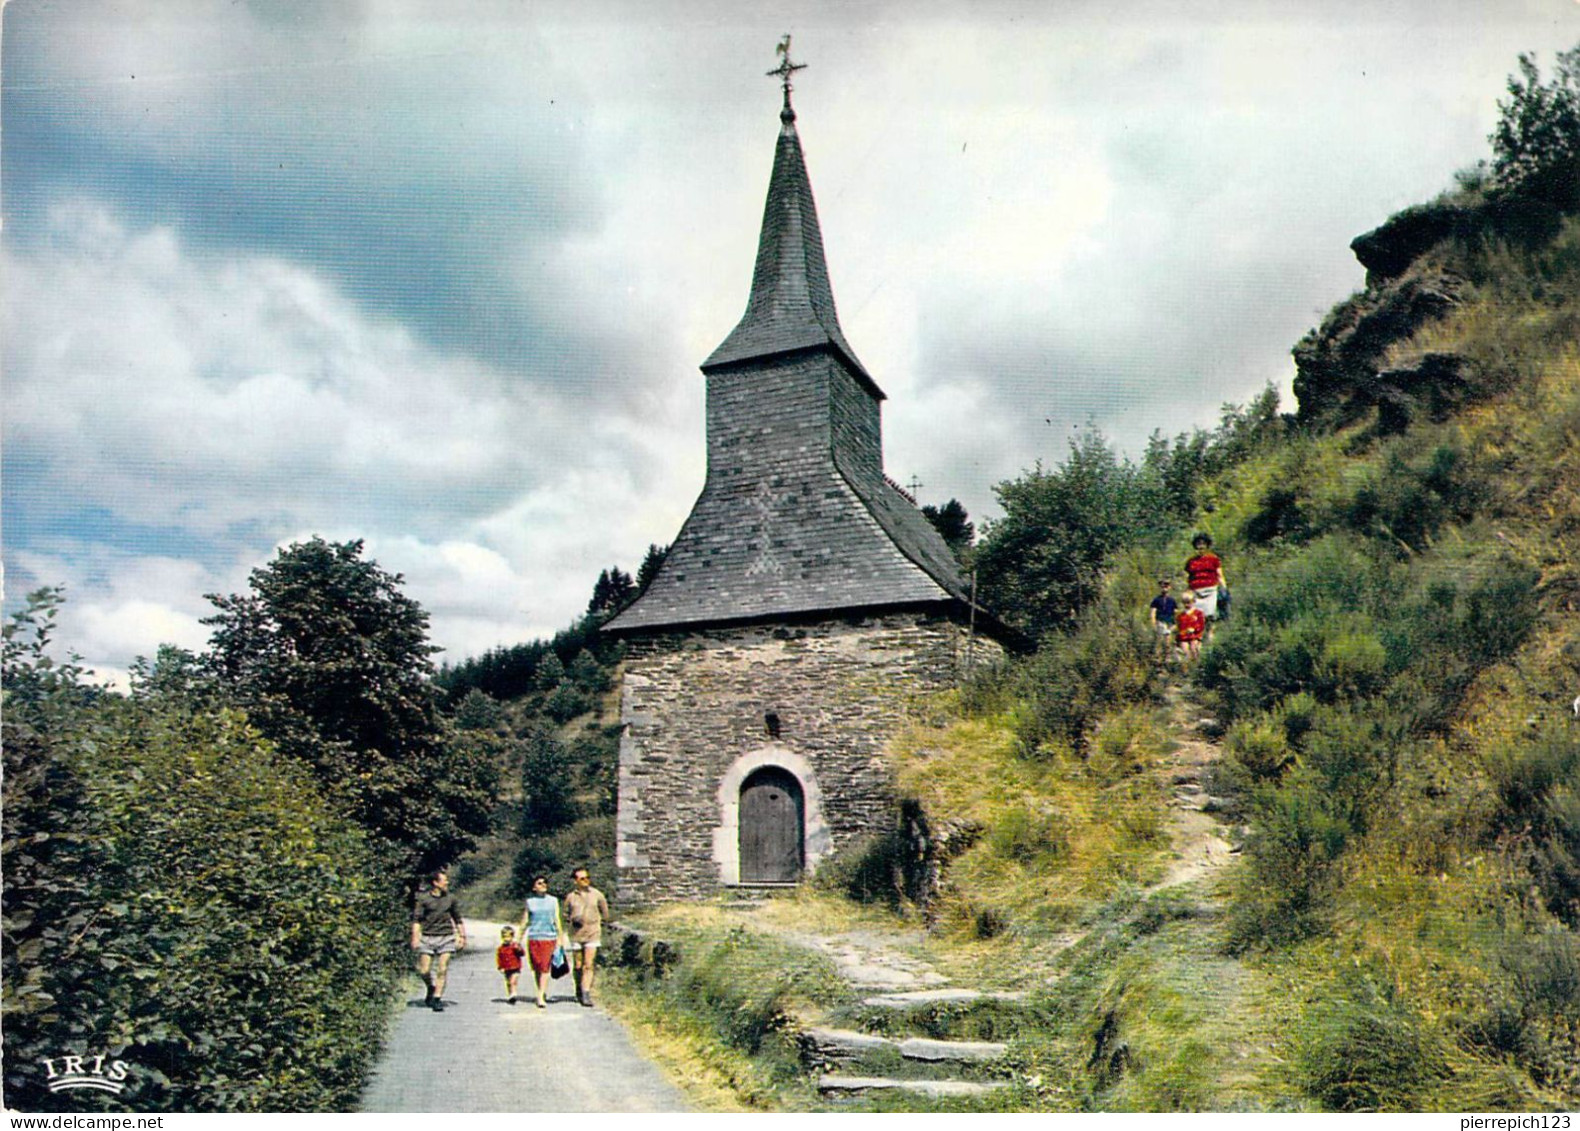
[411,869,466,1012]
[563,867,610,1007]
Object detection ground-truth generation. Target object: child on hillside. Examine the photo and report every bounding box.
[1174,589,1206,663]
[1148,578,1177,661]
[496,926,525,1004]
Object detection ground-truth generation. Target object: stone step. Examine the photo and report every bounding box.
[800,1027,890,1059]
[898,1037,1009,1064]
[818,1075,1010,1098]
[801,1026,1008,1065]
[860,988,1028,1008]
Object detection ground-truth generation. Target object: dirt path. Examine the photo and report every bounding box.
[1149,681,1237,892]
[360,920,689,1113]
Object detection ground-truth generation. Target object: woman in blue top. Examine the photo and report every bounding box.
[515,875,566,1008]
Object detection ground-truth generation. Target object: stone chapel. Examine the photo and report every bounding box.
[603,66,1013,904]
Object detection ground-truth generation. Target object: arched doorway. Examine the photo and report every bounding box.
[738,766,804,883]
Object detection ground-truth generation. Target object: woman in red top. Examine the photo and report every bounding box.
[1174,589,1207,661]
[1184,533,1226,622]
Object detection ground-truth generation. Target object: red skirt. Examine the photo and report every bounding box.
[527,939,557,974]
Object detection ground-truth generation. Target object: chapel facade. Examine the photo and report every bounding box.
[603,70,1011,904]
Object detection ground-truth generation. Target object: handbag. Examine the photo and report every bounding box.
[550,944,570,979]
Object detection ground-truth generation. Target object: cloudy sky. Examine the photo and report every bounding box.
[4,0,1577,684]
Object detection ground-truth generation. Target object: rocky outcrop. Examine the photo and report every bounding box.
[1292,273,1465,430]
[1298,186,1571,432]
[1349,196,1565,288]
[1350,203,1467,285]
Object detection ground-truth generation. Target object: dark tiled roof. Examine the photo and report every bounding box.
[602,462,956,634]
[702,108,879,396]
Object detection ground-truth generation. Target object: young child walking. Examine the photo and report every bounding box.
[496,925,525,1004]
[1174,589,1206,662]
[1148,578,1177,661]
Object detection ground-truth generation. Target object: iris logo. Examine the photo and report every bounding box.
[40,1054,131,1095]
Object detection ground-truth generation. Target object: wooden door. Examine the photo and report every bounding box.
[739,767,804,883]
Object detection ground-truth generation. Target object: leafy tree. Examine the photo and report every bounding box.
[519,722,578,834]
[921,498,975,559]
[568,649,609,694]
[543,682,593,723]
[1491,45,1580,206]
[975,391,1282,640]
[976,431,1171,638]
[202,538,494,877]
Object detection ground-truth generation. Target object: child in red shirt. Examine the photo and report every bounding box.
[1174,590,1206,662]
[496,926,525,1004]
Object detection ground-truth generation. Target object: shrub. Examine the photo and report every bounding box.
[1223,718,1295,782]
[1229,776,1353,949]
[1486,724,1580,923]
[1298,701,1411,833]
[1016,611,1157,756]
[3,598,399,1112]
[506,815,614,899]
[989,805,1072,867]
[543,681,593,723]
[1460,555,1543,671]
[814,824,917,910]
[1314,621,1390,700]
[1297,975,1451,1111]
[1242,486,1312,546]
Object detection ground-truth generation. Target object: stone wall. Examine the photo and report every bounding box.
[615,610,1005,904]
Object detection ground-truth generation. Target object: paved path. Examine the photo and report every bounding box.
[360,921,689,1113]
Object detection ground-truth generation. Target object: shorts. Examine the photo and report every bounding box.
[1192,587,1219,619]
[527,939,557,974]
[572,940,600,952]
[1155,621,1174,639]
[416,933,457,956]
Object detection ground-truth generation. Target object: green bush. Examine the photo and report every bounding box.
[1016,610,1157,756]
[506,815,614,900]
[1223,718,1295,782]
[3,597,399,1112]
[1297,975,1451,1111]
[1486,725,1580,923]
[1229,776,1353,949]
[814,826,916,910]
[989,805,1072,867]
[543,681,593,723]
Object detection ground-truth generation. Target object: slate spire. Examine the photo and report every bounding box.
[702,64,877,391]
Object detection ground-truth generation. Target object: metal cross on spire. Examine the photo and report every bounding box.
[767,34,806,114]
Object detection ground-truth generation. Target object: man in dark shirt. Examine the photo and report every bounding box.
[410,869,466,1012]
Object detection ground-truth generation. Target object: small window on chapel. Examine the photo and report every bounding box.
[764,711,782,738]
